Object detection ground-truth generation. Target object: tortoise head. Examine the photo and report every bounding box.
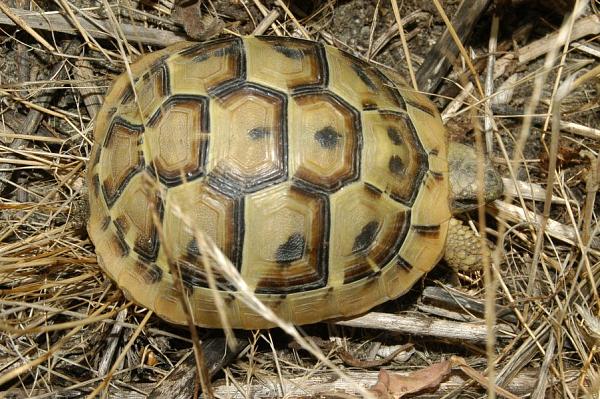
[447,141,503,213]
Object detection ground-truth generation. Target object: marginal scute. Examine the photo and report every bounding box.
[325,47,402,111]
[410,171,451,227]
[399,220,449,273]
[152,285,184,324]
[334,273,386,317]
[87,36,454,329]
[133,261,163,284]
[282,287,338,326]
[379,255,424,299]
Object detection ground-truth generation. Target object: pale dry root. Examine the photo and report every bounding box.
[443,218,490,271]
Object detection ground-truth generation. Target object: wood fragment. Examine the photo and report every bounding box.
[73,60,105,120]
[368,11,429,59]
[0,7,186,46]
[97,309,128,378]
[0,40,81,193]
[147,337,244,399]
[451,356,520,399]
[335,311,506,344]
[416,0,492,93]
[209,367,581,398]
[517,14,600,64]
[252,9,280,35]
[491,200,600,251]
[501,178,568,205]
[338,344,412,368]
[0,2,56,52]
[421,286,518,324]
[529,333,555,399]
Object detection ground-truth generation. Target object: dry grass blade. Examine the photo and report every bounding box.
[0,6,187,46]
[0,2,56,52]
[389,0,417,90]
[451,356,520,399]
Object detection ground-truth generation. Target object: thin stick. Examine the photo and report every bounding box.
[252,9,280,35]
[389,0,417,90]
[86,310,154,398]
[431,0,484,97]
[251,0,283,36]
[0,2,56,53]
[274,0,311,39]
[484,14,499,153]
[0,6,186,46]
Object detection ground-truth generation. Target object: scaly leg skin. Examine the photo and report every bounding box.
[443,218,490,272]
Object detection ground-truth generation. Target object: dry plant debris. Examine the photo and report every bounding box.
[369,360,453,399]
[0,0,599,398]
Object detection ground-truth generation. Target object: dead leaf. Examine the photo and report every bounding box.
[172,0,224,40]
[369,360,452,398]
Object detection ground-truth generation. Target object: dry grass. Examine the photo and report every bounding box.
[0,0,599,398]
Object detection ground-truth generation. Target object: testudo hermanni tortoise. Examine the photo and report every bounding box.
[87,36,503,329]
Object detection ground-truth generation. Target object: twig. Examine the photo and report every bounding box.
[484,14,499,153]
[86,310,154,398]
[210,367,581,398]
[252,9,280,35]
[368,11,429,59]
[517,14,600,65]
[335,311,508,344]
[389,0,417,90]
[148,337,244,399]
[73,60,104,120]
[274,0,310,38]
[416,0,491,93]
[0,7,186,46]
[251,0,283,36]
[491,200,600,252]
[530,333,556,399]
[0,2,56,52]
[0,40,81,193]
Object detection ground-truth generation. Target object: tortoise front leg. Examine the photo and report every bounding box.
[443,218,491,271]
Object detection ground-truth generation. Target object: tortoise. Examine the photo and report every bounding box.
[87,36,503,329]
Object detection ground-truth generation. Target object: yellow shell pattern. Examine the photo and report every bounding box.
[87,36,451,329]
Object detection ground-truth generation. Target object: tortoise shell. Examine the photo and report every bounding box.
[87,36,451,329]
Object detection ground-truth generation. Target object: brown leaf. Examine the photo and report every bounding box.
[172,0,224,41]
[369,360,452,398]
